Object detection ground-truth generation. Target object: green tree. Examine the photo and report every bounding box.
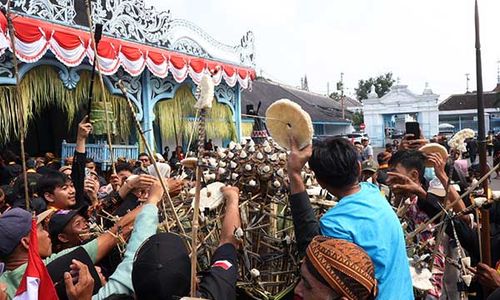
[355,73,395,101]
[328,91,342,101]
[352,111,364,127]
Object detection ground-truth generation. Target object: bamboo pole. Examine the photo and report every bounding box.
[425,165,455,275]
[172,111,179,149]
[5,0,30,210]
[84,0,116,174]
[191,108,207,296]
[406,162,499,241]
[117,81,187,238]
[86,23,103,122]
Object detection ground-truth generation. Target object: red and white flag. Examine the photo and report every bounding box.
[13,218,58,300]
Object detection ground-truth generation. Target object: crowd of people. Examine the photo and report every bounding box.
[0,116,500,300]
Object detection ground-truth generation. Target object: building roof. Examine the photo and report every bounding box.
[439,90,500,111]
[242,79,351,123]
[493,83,500,93]
[343,96,363,108]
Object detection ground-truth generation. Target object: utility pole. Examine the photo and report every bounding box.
[327,82,330,97]
[497,60,500,84]
[465,73,470,93]
[340,72,345,119]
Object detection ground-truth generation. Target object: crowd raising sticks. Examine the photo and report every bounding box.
[1,4,500,300]
[0,107,500,300]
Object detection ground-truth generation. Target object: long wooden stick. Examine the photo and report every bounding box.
[5,0,29,210]
[406,162,499,241]
[425,166,454,275]
[191,166,202,294]
[476,209,483,263]
[191,108,207,296]
[117,81,186,237]
[84,0,116,174]
[86,23,103,122]
[172,111,179,149]
[474,0,491,267]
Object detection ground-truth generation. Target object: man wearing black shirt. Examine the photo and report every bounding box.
[131,186,241,300]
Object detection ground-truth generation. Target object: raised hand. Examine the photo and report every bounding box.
[126,174,157,190]
[287,136,312,195]
[287,136,312,175]
[475,263,500,289]
[387,172,426,199]
[64,260,95,300]
[77,116,93,140]
[76,116,93,153]
[165,178,184,197]
[84,177,99,205]
[146,179,164,205]
[399,133,428,151]
[426,152,448,183]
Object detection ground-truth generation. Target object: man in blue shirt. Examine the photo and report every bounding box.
[288,137,413,299]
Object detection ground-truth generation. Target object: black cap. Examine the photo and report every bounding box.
[48,206,87,239]
[132,233,190,300]
[46,247,102,300]
[0,208,31,258]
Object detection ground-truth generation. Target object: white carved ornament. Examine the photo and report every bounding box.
[4,0,255,67]
[9,0,77,24]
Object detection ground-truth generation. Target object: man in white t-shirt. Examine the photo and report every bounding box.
[362,138,373,160]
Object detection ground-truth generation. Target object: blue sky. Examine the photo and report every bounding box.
[147,0,500,100]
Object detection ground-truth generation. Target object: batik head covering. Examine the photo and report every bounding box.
[305,236,378,300]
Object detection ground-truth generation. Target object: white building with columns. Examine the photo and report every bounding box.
[363,83,440,147]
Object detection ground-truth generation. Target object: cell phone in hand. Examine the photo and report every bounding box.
[85,167,91,179]
[405,122,420,140]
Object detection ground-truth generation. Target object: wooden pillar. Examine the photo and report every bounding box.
[140,69,156,151]
[235,83,242,141]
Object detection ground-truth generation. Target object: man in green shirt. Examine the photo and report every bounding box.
[0,206,140,300]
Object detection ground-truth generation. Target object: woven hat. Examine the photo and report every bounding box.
[305,236,377,300]
[265,99,313,150]
[419,143,448,167]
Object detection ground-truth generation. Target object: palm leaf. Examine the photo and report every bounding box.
[0,65,134,145]
[154,84,237,141]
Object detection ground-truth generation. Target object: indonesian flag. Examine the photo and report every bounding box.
[14,218,59,300]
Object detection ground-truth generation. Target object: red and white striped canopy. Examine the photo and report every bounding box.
[0,13,256,88]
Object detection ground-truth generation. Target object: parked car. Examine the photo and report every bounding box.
[438,130,454,140]
[346,132,369,144]
[391,130,405,139]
